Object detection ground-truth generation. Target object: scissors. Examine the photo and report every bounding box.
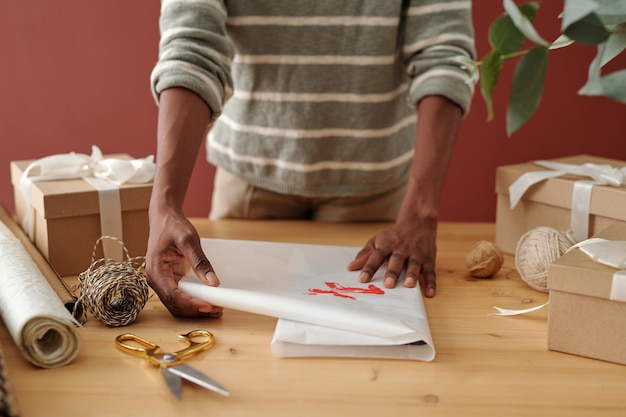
[115,330,230,399]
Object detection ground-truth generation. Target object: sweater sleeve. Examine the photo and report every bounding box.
[401,0,476,115]
[150,0,234,121]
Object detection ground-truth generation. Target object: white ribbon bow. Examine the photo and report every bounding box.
[570,238,626,302]
[509,160,626,242]
[571,238,626,269]
[19,146,155,261]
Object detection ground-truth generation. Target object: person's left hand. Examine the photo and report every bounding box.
[347,217,438,298]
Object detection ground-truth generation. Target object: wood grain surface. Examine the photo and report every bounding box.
[2,220,625,417]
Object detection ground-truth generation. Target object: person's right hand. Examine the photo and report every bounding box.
[145,208,223,318]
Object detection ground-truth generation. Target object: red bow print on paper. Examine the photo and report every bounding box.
[306,282,385,300]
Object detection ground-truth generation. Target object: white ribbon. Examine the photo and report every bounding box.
[19,146,155,262]
[490,301,549,316]
[492,230,626,315]
[509,160,626,242]
[571,238,626,269]
[570,238,626,302]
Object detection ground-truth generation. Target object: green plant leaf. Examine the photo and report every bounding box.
[601,31,626,66]
[479,51,503,121]
[503,0,549,46]
[507,45,549,135]
[564,12,610,45]
[489,2,540,55]
[579,43,605,96]
[594,0,626,25]
[561,0,599,30]
[601,70,626,103]
[550,34,575,50]
[582,69,626,104]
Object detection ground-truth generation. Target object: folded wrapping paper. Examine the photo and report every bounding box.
[178,239,435,361]
[508,160,626,242]
[18,145,155,261]
[0,218,81,368]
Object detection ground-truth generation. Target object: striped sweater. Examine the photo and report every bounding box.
[151,0,476,197]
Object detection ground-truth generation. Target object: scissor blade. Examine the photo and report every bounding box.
[161,367,183,400]
[167,363,230,397]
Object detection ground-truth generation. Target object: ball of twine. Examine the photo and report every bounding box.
[466,240,504,278]
[74,236,150,327]
[515,227,576,292]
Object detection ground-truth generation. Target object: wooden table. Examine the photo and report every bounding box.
[2,220,626,417]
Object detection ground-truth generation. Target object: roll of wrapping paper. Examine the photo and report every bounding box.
[0,205,79,315]
[0,340,21,417]
[0,205,81,368]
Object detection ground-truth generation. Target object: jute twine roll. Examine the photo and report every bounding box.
[515,227,576,292]
[73,236,149,327]
[466,240,504,278]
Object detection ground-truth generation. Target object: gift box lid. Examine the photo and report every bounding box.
[548,222,626,302]
[10,155,152,219]
[495,154,626,220]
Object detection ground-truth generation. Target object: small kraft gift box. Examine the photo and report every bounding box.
[10,148,154,276]
[495,154,626,254]
[547,222,626,365]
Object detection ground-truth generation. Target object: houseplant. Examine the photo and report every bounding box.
[474,0,626,136]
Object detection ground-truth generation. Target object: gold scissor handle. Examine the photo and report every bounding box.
[115,333,160,358]
[173,330,215,360]
[115,330,215,366]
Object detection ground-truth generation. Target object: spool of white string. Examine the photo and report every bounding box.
[515,227,576,292]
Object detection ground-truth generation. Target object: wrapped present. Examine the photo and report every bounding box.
[547,222,626,365]
[10,146,154,276]
[495,154,626,254]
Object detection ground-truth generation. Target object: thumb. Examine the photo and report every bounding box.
[184,245,220,287]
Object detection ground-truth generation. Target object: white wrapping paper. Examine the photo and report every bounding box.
[0,220,81,368]
[179,239,435,361]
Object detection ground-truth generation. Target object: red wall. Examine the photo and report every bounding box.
[1,1,625,222]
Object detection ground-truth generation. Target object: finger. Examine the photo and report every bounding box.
[162,287,223,318]
[357,248,388,283]
[347,241,375,271]
[179,235,220,286]
[147,266,222,318]
[402,257,422,288]
[192,298,224,316]
[423,269,436,298]
[383,253,407,288]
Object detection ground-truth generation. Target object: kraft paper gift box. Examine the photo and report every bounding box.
[547,222,626,365]
[10,151,153,276]
[495,154,626,254]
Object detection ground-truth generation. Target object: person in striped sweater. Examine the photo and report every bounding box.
[146,0,476,318]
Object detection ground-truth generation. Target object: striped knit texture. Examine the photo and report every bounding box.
[152,0,476,197]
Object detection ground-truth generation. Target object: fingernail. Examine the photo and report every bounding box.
[404,277,416,287]
[199,306,213,313]
[358,271,370,283]
[205,271,219,286]
[384,276,396,287]
[426,287,435,297]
